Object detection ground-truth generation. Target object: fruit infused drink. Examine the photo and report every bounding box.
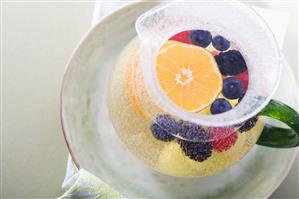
[160,30,248,115]
[108,29,264,177]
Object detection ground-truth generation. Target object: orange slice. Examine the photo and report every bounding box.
[125,49,148,120]
[156,41,222,112]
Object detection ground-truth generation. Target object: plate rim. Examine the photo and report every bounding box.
[60,1,298,198]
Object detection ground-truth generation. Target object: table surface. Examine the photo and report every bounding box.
[2,1,298,198]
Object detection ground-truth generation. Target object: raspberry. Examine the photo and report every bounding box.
[234,70,249,93]
[211,50,219,56]
[207,127,238,152]
[169,31,191,44]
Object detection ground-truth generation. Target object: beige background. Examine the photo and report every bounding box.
[1,1,298,198]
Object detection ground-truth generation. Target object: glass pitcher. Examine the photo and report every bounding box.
[108,0,299,177]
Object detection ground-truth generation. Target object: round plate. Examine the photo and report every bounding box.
[61,2,298,198]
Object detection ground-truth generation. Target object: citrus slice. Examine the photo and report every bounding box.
[125,49,148,120]
[156,41,222,112]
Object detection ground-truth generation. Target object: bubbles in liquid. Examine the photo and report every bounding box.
[108,31,264,177]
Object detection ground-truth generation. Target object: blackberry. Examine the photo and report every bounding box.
[150,123,176,141]
[215,50,247,75]
[150,114,179,141]
[179,132,212,162]
[155,114,180,134]
[178,120,206,142]
[239,116,258,133]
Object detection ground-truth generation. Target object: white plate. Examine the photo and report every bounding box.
[61,2,298,198]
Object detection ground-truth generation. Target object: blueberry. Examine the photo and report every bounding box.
[215,50,247,75]
[239,116,258,133]
[212,35,230,51]
[210,98,232,114]
[222,77,244,99]
[150,114,179,141]
[179,132,212,162]
[178,120,206,142]
[190,30,212,48]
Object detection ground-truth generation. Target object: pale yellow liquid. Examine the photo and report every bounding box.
[108,38,264,177]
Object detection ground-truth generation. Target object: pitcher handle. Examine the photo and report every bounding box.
[257,99,299,148]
